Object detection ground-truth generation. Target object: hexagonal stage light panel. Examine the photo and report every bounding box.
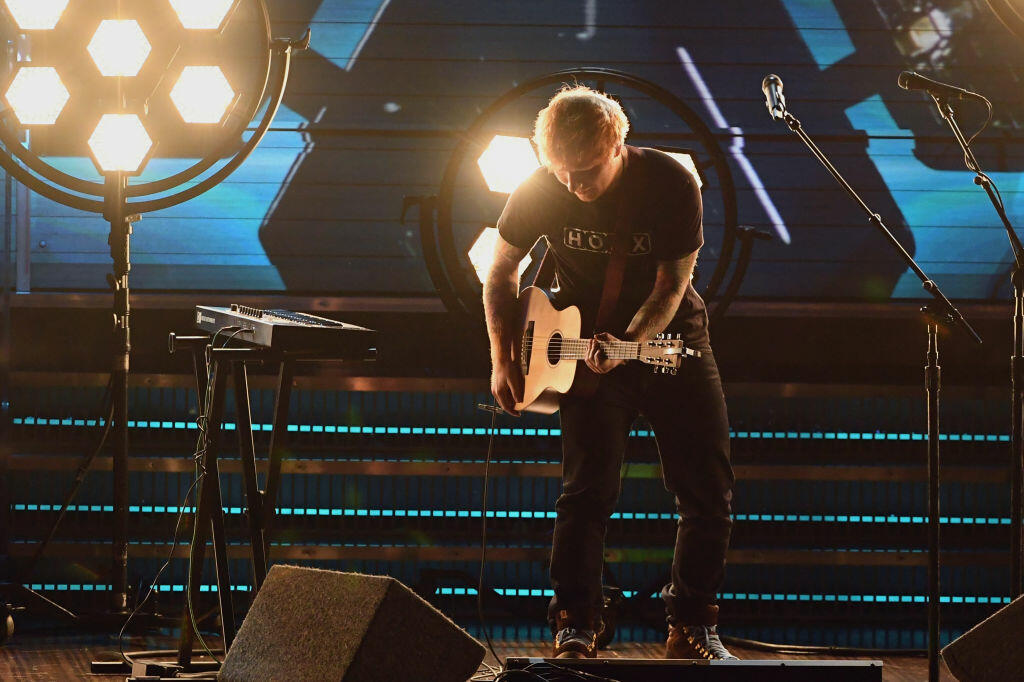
[87,114,153,173]
[4,66,70,125]
[662,151,704,190]
[477,135,541,194]
[2,0,69,30]
[168,0,237,30]
[468,226,531,284]
[87,20,151,77]
[170,66,235,124]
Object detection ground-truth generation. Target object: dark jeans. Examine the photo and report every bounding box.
[546,350,734,629]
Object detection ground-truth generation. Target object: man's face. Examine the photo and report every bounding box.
[551,145,623,202]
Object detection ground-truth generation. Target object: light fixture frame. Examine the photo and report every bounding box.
[0,0,310,646]
[0,0,284,208]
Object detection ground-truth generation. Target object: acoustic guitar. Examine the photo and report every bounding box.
[513,286,701,414]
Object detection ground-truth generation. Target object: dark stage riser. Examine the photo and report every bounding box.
[3,375,1016,649]
[505,658,883,681]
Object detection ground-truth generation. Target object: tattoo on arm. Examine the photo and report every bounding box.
[482,238,529,365]
[624,249,698,342]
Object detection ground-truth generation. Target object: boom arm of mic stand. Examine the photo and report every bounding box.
[931,94,1024,599]
[780,110,982,345]
[931,95,1024,272]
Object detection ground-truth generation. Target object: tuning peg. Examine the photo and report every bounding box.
[669,368,678,376]
[674,333,682,340]
[656,333,664,340]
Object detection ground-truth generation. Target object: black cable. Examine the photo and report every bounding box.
[476,405,503,669]
[117,474,203,664]
[183,326,244,665]
[721,634,925,658]
[962,94,993,173]
[181,325,251,662]
[17,375,115,584]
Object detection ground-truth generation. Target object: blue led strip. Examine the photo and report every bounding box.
[434,587,1011,604]
[10,504,1013,525]
[9,416,1012,442]
[24,583,250,593]
[25,582,1013,604]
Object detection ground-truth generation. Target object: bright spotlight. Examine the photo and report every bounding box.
[663,151,704,190]
[4,66,70,125]
[468,226,531,283]
[2,0,69,30]
[87,114,153,174]
[169,0,237,30]
[87,20,152,77]
[170,66,235,124]
[477,135,541,194]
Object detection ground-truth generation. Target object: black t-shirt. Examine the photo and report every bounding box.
[496,145,709,349]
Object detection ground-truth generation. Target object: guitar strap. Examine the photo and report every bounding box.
[593,157,634,333]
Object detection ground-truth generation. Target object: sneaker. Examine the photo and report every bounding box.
[552,610,601,659]
[665,623,738,660]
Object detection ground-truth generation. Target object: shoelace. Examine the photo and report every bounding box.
[684,625,735,659]
[557,627,590,643]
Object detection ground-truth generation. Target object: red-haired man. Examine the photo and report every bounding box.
[483,85,736,660]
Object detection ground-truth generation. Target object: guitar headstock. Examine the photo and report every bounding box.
[638,333,701,375]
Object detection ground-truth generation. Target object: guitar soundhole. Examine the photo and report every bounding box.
[547,332,562,365]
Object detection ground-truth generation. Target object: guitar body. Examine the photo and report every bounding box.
[514,287,597,414]
[510,287,698,414]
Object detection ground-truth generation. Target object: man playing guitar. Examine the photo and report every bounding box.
[482,85,736,660]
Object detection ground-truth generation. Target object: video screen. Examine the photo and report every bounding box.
[17,0,1024,302]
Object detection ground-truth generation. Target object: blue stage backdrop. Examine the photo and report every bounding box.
[16,0,1024,301]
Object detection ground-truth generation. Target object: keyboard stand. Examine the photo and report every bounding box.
[165,333,368,672]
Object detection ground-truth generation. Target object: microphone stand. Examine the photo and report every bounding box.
[774,104,982,682]
[929,93,1024,599]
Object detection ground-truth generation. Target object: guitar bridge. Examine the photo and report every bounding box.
[521,321,535,375]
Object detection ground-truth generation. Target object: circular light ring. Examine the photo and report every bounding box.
[2,0,69,30]
[87,20,152,77]
[0,0,273,201]
[87,114,153,174]
[4,66,70,125]
[432,68,740,316]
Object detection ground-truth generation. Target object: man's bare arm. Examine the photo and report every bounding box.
[483,237,529,363]
[483,236,529,414]
[623,249,698,342]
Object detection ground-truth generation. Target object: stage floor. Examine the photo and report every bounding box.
[0,633,957,681]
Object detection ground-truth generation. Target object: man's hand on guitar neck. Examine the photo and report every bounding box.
[586,332,627,375]
[491,358,524,416]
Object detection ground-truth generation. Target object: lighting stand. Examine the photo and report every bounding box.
[929,94,1024,599]
[105,172,135,613]
[776,106,982,682]
[0,0,307,658]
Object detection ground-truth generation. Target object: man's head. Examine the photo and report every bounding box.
[533,85,630,202]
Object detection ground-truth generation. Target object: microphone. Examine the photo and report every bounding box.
[762,74,786,120]
[897,71,980,100]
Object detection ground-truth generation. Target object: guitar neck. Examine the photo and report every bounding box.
[549,338,640,361]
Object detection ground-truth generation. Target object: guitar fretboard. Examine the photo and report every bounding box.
[522,337,640,361]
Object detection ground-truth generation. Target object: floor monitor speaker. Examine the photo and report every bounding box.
[219,565,485,682]
[942,594,1024,682]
